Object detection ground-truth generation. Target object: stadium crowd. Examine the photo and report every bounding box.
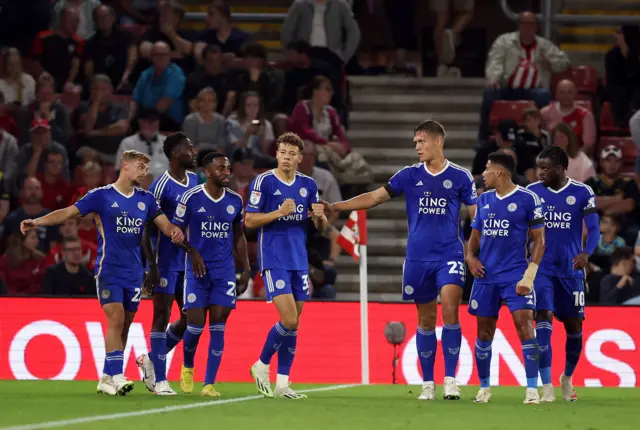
[0,0,639,305]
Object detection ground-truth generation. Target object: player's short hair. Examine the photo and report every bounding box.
[414,120,446,140]
[487,151,515,174]
[163,132,189,159]
[537,146,569,170]
[276,132,304,152]
[121,150,151,164]
[202,151,227,167]
[611,246,634,266]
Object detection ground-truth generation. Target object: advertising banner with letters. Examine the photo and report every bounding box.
[1,298,638,387]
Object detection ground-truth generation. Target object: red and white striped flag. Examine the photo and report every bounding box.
[337,210,367,261]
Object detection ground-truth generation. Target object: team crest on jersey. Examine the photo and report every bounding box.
[138,202,146,211]
[471,299,478,309]
[101,289,110,299]
[160,278,168,288]
[187,293,196,303]
[250,191,261,205]
[442,179,452,189]
[508,203,517,212]
[299,188,308,198]
[276,279,285,289]
[566,196,576,205]
[176,203,186,218]
[404,285,414,295]
[226,205,235,215]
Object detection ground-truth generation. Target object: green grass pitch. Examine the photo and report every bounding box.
[0,381,638,430]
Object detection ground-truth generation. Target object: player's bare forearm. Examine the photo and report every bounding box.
[233,225,251,272]
[529,227,546,265]
[465,229,481,260]
[244,211,283,229]
[34,206,80,227]
[313,214,330,236]
[334,187,391,212]
[467,204,477,223]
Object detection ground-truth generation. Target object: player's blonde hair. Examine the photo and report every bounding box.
[121,150,151,164]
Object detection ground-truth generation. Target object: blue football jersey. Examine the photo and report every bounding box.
[527,179,597,278]
[149,170,199,272]
[74,184,162,280]
[387,161,477,261]
[173,185,244,273]
[246,170,320,271]
[471,186,544,283]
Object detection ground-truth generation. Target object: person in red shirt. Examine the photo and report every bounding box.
[45,217,97,271]
[36,148,75,211]
[0,230,47,295]
[70,160,103,244]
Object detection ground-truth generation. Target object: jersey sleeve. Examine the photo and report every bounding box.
[460,173,478,206]
[234,196,244,225]
[582,184,597,216]
[309,179,320,205]
[149,178,162,204]
[146,193,163,221]
[470,195,484,230]
[172,195,192,228]
[385,167,409,197]
[246,176,267,213]
[527,192,545,229]
[74,188,102,216]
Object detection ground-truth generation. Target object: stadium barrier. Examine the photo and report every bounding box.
[1,298,638,387]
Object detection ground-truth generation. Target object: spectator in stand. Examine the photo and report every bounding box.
[31,7,84,93]
[591,213,627,271]
[298,140,342,206]
[131,41,186,131]
[605,26,640,126]
[0,125,19,197]
[518,107,550,160]
[541,79,596,155]
[182,87,231,154]
[551,122,595,182]
[0,231,47,296]
[430,0,474,77]
[228,147,255,202]
[45,217,97,271]
[629,108,640,179]
[18,73,72,146]
[41,237,96,296]
[119,0,157,25]
[472,119,535,182]
[2,178,60,253]
[73,75,130,165]
[497,147,530,186]
[478,11,570,143]
[18,119,70,185]
[116,108,168,179]
[228,91,276,168]
[0,177,9,226]
[281,0,361,76]
[138,0,194,77]
[69,161,102,245]
[599,246,640,304]
[585,145,640,243]
[185,45,236,116]
[0,48,36,109]
[53,0,102,40]
[194,0,252,63]
[36,148,75,211]
[84,5,138,93]
[0,93,20,139]
[233,42,280,115]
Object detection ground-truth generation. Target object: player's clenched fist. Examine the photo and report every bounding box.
[20,219,38,234]
[311,203,325,218]
[278,198,296,217]
[169,224,184,243]
[466,256,485,278]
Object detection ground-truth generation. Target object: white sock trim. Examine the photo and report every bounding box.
[276,373,289,388]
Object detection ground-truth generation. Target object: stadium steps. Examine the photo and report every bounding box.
[335,76,482,299]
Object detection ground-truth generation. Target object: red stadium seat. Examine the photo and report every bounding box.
[575,99,593,113]
[597,136,638,168]
[551,66,598,95]
[489,100,535,128]
[599,102,630,135]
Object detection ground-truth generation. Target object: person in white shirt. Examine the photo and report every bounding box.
[115,108,168,180]
[0,48,36,108]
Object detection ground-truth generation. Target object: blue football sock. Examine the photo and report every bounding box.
[475,339,492,388]
[416,327,437,382]
[149,331,167,383]
[165,324,183,353]
[259,322,291,365]
[442,323,462,378]
[105,350,124,376]
[204,323,225,385]
[102,358,111,377]
[522,338,539,389]
[536,321,552,385]
[564,332,583,377]
[182,324,204,368]
[277,329,298,376]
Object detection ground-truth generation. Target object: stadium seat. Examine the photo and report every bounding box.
[552,66,598,95]
[489,100,534,128]
[597,136,638,170]
[599,102,630,135]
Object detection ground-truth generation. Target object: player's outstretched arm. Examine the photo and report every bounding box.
[233,223,251,295]
[311,203,330,235]
[244,199,293,229]
[329,187,391,214]
[20,205,80,234]
[465,228,485,278]
[516,227,546,296]
[152,214,184,243]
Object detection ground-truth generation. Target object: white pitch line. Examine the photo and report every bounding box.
[1,384,359,430]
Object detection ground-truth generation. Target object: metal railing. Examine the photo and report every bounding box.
[500,0,640,40]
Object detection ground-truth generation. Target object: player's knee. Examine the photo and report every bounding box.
[564,319,582,335]
[476,326,494,342]
[513,316,535,340]
[535,311,553,323]
[417,313,436,331]
[280,314,299,330]
[152,309,170,331]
